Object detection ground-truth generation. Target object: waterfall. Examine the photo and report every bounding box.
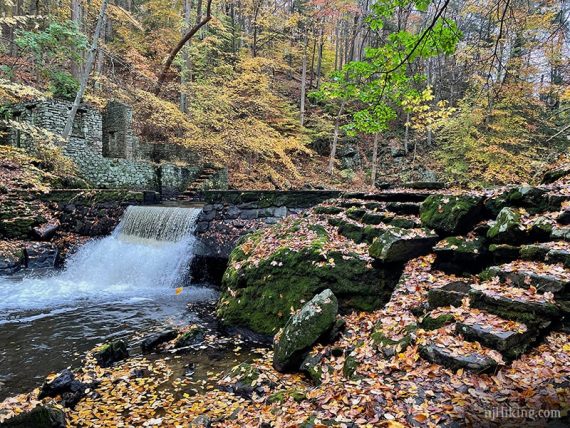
[0,206,207,316]
[117,206,201,244]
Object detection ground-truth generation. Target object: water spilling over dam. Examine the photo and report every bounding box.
[0,206,204,314]
[0,206,217,397]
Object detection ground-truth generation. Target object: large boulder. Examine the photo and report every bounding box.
[273,289,338,372]
[487,207,525,244]
[217,219,394,335]
[38,369,91,409]
[369,227,438,263]
[420,194,483,235]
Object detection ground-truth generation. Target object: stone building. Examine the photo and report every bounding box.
[1,98,226,197]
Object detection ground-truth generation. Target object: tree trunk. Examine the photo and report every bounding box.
[316,27,324,88]
[71,0,83,80]
[404,111,410,152]
[179,0,192,113]
[154,0,212,96]
[328,102,345,174]
[62,0,108,141]
[371,132,379,186]
[299,30,308,126]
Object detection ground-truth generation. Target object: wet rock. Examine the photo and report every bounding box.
[174,326,205,349]
[345,207,367,221]
[32,222,59,241]
[420,194,484,235]
[419,344,499,373]
[141,329,178,353]
[487,207,525,244]
[428,281,472,308]
[469,289,561,325]
[313,206,343,215]
[528,216,554,241]
[273,289,338,372]
[369,227,438,264]
[221,363,270,399]
[0,405,66,428]
[24,242,59,269]
[371,322,415,357]
[93,340,129,367]
[38,369,87,407]
[218,223,393,335]
[420,314,455,330]
[267,389,306,404]
[332,218,383,244]
[552,227,570,241]
[486,264,570,298]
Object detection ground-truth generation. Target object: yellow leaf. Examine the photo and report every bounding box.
[175,287,183,295]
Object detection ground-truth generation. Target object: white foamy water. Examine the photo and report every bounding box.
[0,206,206,315]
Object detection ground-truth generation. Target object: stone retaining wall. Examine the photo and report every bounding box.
[191,191,341,283]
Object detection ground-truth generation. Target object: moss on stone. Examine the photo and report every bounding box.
[420,314,455,330]
[420,194,483,235]
[487,207,525,243]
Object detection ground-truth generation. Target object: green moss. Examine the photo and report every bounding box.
[267,389,307,404]
[314,206,343,215]
[487,207,524,243]
[420,194,483,235]
[420,314,455,330]
[342,356,359,379]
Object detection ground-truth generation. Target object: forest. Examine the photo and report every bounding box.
[1,0,567,189]
[0,1,570,427]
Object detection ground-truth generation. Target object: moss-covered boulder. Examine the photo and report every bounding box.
[487,207,525,244]
[273,289,338,372]
[217,218,392,335]
[173,326,205,349]
[420,194,483,235]
[369,227,438,264]
[92,340,129,367]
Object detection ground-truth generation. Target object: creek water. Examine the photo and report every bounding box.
[0,206,223,400]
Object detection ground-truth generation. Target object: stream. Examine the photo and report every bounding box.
[0,206,247,400]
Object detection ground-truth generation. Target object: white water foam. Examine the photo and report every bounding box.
[0,206,209,316]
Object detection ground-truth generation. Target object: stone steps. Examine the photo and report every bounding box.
[453,309,541,360]
[469,283,562,325]
[485,261,570,298]
[428,280,473,308]
[419,335,501,373]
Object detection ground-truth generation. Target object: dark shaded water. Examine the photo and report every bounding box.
[0,286,219,400]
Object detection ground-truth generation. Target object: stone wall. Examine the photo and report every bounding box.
[190,190,341,283]
[0,189,144,275]
[1,99,216,196]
